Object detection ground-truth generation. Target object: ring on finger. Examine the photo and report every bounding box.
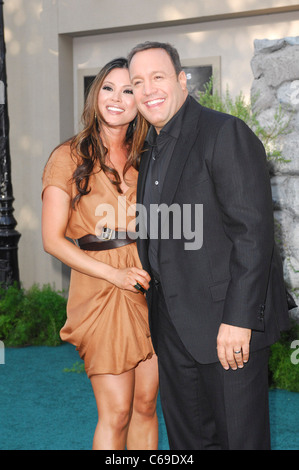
[234,350,242,355]
[134,282,146,294]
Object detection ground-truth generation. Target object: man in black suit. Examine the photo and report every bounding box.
[128,41,290,450]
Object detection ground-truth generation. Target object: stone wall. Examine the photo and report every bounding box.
[251,37,299,320]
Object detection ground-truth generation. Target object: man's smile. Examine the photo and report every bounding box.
[145,98,165,108]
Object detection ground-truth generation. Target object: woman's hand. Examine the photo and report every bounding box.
[111,267,151,293]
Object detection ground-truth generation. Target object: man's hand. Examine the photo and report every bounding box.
[217,323,252,370]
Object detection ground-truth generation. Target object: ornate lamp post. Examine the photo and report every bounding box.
[0,1,21,287]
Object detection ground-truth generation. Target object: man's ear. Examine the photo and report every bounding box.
[178,70,188,91]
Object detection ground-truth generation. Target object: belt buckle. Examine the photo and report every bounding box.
[98,227,114,241]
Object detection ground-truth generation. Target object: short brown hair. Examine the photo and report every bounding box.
[127,41,182,76]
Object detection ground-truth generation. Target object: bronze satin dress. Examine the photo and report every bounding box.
[42,143,154,377]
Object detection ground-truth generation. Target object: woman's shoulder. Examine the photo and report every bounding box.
[42,140,80,197]
[43,140,79,182]
[49,140,77,164]
[45,140,80,174]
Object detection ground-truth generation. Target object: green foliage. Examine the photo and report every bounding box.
[198,77,291,163]
[198,78,254,125]
[0,283,67,347]
[63,361,85,374]
[269,321,299,393]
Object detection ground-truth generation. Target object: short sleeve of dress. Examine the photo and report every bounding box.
[42,143,77,199]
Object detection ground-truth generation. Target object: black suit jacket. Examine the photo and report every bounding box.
[137,96,290,364]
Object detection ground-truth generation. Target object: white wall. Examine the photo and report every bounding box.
[57,0,299,34]
[4,0,62,290]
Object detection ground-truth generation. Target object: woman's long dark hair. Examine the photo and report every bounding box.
[70,57,148,208]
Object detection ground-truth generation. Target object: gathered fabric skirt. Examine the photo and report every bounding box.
[60,242,154,378]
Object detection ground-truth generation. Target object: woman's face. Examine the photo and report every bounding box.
[97,67,137,128]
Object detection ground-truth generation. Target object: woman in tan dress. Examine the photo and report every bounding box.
[42,58,159,450]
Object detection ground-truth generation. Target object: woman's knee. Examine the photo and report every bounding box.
[133,394,157,419]
[104,404,133,431]
[91,370,135,432]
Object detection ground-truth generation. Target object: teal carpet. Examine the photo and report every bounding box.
[0,344,298,450]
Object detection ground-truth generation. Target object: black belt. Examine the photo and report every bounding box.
[77,228,136,251]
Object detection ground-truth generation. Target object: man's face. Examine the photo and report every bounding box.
[129,48,188,133]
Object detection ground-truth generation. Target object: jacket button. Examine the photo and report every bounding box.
[258,304,266,321]
[259,304,266,314]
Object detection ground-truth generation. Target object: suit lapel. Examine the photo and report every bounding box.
[137,146,151,204]
[136,146,151,270]
[136,98,202,268]
[138,98,202,207]
[160,98,202,208]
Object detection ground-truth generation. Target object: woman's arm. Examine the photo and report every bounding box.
[42,186,150,292]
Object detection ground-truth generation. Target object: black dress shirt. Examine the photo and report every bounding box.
[143,96,189,279]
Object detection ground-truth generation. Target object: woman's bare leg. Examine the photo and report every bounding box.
[90,369,135,450]
[127,355,159,450]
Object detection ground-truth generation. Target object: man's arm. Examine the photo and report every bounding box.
[211,117,274,369]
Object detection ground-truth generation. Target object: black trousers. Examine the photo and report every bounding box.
[154,281,271,450]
